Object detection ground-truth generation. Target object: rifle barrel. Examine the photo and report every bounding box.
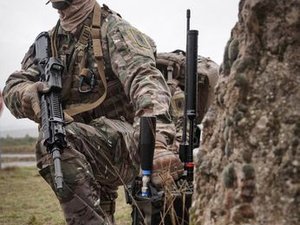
[186,30,199,120]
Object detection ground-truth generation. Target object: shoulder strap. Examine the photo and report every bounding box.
[65,2,108,116]
[50,21,60,58]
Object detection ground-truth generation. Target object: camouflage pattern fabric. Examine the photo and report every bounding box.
[2,5,177,224]
[37,117,139,224]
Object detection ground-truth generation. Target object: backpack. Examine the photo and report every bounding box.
[156,50,219,123]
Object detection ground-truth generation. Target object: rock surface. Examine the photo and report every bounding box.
[190,0,300,224]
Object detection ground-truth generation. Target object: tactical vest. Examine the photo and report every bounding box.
[49,3,135,124]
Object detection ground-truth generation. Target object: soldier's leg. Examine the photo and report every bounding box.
[36,117,139,225]
[85,117,140,222]
[36,128,108,224]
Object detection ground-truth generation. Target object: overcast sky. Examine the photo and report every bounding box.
[0,0,239,132]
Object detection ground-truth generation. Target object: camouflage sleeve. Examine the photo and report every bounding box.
[105,15,176,144]
[2,44,40,118]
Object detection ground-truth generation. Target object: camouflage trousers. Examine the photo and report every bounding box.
[36,117,140,225]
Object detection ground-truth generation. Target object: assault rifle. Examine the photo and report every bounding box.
[126,9,199,225]
[34,32,66,192]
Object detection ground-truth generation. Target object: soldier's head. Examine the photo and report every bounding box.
[47,0,96,32]
[47,0,74,10]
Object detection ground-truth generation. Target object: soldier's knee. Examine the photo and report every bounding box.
[39,157,96,202]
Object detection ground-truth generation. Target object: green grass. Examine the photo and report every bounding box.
[0,167,131,225]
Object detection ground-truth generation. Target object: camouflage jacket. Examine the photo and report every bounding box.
[3,4,175,144]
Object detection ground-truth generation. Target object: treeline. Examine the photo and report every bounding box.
[0,135,37,147]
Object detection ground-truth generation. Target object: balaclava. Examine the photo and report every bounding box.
[50,0,96,33]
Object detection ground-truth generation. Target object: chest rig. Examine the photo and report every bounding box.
[50,3,107,117]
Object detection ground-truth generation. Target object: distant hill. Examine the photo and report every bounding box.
[0,128,38,138]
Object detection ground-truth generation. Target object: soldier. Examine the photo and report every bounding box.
[3,0,184,224]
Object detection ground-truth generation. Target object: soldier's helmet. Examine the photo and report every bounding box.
[47,0,74,10]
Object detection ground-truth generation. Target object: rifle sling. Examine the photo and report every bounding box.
[65,2,108,116]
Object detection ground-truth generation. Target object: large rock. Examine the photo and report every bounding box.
[190,0,300,224]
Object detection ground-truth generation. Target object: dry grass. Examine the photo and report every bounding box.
[0,137,190,225]
[0,137,131,225]
[0,167,65,225]
[0,136,36,154]
[0,167,131,225]
[1,145,36,154]
[1,157,35,163]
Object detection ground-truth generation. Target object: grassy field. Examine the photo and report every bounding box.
[0,136,131,224]
[0,167,131,225]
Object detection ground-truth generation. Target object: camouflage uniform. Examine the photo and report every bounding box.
[3,4,176,225]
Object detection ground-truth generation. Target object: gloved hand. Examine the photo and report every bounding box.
[21,82,49,123]
[151,135,184,189]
